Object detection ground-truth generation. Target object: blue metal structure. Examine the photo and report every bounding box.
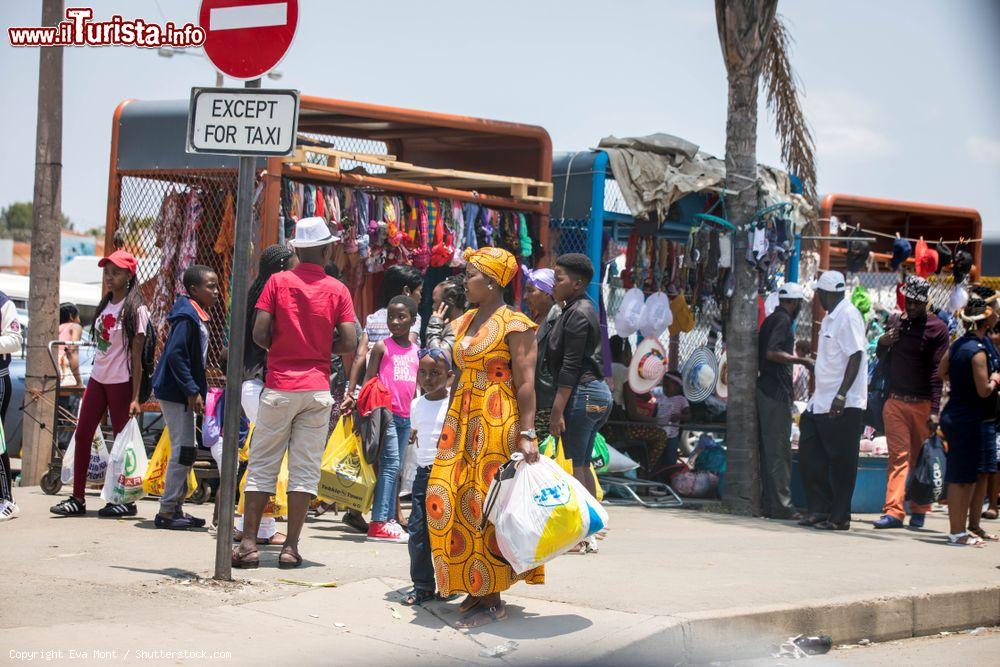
[551,150,716,301]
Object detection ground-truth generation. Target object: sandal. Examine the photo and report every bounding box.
[455,602,507,629]
[401,588,435,606]
[232,546,260,569]
[968,527,999,541]
[948,534,986,547]
[260,532,287,546]
[982,509,998,521]
[278,546,303,569]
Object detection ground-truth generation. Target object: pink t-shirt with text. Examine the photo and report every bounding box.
[378,337,418,417]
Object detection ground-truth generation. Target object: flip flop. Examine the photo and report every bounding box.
[455,603,507,629]
[259,532,287,546]
[232,547,260,569]
[401,588,435,606]
[948,534,986,547]
[968,527,999,541]
[982,509,998,520]
[278,547,303,569]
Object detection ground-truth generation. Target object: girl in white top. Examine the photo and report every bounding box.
[402,347,453,606]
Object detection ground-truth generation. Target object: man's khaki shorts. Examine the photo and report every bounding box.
[244,388,335,496]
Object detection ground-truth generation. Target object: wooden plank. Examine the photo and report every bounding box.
[286,143,554,202]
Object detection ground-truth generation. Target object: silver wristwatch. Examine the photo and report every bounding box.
[519,428,537,440]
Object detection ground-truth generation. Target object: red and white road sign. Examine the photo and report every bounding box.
[199,0,298,80]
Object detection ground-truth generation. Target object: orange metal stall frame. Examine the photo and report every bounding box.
[104,94,553,381]
[816,193,983,273]
[810,193,984,349]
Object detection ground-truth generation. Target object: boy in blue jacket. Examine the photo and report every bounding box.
[152,265,219,530]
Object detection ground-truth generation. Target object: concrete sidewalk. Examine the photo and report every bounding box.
[3,487,999,665]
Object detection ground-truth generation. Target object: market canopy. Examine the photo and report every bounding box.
[597,133,814,228]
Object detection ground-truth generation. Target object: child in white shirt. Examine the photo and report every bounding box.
[650,371,691,471]
[402,347,453,606]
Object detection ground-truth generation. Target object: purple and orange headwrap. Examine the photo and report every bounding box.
[521,264,554,296]
[463,247,518,287]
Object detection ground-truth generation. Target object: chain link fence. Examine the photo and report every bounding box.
[113,169,262,386]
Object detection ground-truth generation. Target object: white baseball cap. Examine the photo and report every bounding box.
[289,217,339,248]
[778,282,804,300]
[815,270,847,293]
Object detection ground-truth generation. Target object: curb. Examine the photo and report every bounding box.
[590,584,1000,664]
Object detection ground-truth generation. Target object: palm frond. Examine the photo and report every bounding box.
[761,14,817,207]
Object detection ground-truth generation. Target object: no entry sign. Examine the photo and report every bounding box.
[187,87,299,156]
[199,0,299,80]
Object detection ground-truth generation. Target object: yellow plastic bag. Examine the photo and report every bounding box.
[239,423,254,462]
[237,453,289,518]
[317,416,376,512]
[141,427,198,498]
[539,436,604,502]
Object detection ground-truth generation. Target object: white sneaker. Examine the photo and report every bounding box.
[385,520,409,543]
[0,501,20,522]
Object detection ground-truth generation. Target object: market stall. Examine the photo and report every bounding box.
[567,134,814,500]
[104,95,554,382]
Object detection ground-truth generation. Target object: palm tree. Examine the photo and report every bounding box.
[716,0,816,515]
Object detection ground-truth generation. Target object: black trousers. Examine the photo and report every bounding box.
[407,465,435,592]
[0,374,14,502]
[798,408,863,525]
[757,387,795,518]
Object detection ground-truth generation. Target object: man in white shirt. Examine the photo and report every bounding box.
[798,271,868,531]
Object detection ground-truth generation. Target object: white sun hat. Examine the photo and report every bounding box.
[628,337,668,394]
[289,216,339,248]
[681,346,719,403]
[639,291,673,339]
[615,287,646,338]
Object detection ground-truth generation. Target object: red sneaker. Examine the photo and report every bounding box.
[367,520,409,543]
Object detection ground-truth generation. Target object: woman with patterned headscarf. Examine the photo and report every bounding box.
[426,247,542,628]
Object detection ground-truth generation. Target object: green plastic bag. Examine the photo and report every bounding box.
[591,433,610,473]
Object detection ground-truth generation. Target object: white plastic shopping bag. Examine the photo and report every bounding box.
[490,455,609,574]
[398,441,418,497]
[60,439,75,485]
[62,431,110,486]
[100,418,148,504]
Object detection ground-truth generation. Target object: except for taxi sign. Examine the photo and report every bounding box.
[199,0,299,80]
[186,87,300,156]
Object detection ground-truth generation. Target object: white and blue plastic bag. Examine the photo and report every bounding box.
[489,455,608,574]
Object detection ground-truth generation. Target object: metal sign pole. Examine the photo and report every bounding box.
[214,77,261,581]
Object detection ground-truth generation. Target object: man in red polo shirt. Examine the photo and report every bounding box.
[234,217,357,569]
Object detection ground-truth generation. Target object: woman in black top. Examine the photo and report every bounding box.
[547,254,612,498]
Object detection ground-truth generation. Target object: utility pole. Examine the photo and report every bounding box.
[20,0,65,489]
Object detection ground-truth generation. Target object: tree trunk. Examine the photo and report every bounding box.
[21,0,64,489]
[716,0,778,515]
[722,69,763,515]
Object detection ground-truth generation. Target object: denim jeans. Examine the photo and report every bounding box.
[407,465,434,591]
[372,414,411,523]
[562,380,612,464]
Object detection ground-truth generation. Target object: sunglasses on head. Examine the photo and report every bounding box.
[418,348,451,366]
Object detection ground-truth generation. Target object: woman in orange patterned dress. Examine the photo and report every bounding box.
[427,247,542,628]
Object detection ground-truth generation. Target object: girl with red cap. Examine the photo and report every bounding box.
[51,250,150,518]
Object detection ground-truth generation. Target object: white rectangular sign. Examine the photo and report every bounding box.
[186,87,299,156]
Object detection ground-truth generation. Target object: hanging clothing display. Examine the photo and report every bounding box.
[277,177,539,277]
